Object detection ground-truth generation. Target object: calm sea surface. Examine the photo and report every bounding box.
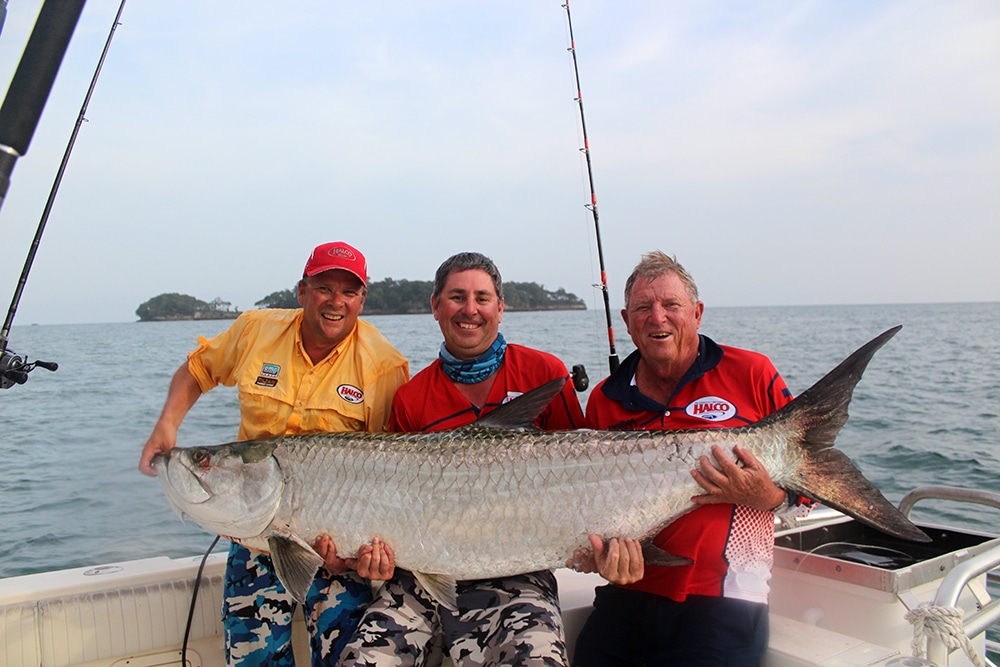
[1,303,998,579]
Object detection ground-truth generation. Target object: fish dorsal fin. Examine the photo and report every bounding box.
[412,571,459,611]
[268,533,324,603]
[472,377,568,430]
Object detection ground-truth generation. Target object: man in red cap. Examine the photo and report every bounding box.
[139,241,409,667]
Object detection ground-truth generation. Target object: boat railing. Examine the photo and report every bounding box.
[898,486,1000,667]
[774,485,1000,666]
[898,487,1000,519]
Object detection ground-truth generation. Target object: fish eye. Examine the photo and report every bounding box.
[191,449,211,467]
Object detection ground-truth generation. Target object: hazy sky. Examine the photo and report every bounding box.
[1,1,997,326]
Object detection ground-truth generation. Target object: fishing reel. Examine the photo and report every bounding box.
[0,348,57,389]
[571,364,589,392]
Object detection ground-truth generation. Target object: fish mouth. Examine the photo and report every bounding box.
[156,455,213,522]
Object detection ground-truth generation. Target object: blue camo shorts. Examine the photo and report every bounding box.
[223,542,372,667]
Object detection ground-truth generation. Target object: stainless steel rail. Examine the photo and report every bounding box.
[899,487,1000,519]
[899,486,1000,667]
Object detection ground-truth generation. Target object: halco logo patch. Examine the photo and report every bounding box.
[338,384,364,404]
[685,396,736,421]
[255,363,281,387]
[329,246,356,261]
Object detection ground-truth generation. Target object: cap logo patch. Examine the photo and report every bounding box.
[328,247,357,261]
[338,384,364,404]
[685,396,736,421]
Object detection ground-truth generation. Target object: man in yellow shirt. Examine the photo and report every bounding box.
[139,241,409,667]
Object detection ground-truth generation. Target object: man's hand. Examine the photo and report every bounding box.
[313,535,349,575]
[566,535,645,585]
[346,537,396,581]
[139,427,176,477]
[690,444,786,511]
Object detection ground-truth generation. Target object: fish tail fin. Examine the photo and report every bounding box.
[774,326,930,543]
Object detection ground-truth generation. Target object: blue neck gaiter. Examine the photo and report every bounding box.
[439,332,507,384]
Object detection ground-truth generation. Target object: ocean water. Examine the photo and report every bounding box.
[1,302,998,579]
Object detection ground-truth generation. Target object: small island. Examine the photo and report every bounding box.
[137,279,585,321]
[135,294,241,322]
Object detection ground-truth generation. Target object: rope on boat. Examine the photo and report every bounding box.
[906,603,985,667]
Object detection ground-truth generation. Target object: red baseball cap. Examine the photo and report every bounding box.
[303,242,367,285]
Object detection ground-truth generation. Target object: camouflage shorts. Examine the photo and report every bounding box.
[223,542,372,667]
[339,569,567,667]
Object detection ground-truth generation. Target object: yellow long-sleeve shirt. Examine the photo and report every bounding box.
[187,309,409,439]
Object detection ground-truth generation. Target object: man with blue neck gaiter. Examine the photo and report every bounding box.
[339,252,588,667]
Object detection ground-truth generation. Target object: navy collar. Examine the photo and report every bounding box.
[601,334,724,412]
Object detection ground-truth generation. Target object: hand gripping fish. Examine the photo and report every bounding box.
[155,326,928,609]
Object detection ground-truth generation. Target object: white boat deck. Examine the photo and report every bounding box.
[3,490,999,667]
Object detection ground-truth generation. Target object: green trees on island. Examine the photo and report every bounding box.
[363,278,436,314]
[255,289,299,309]
[138,280,585,321]
[502,283,585,311]
[135,294,240,321]
[363,279,586,314]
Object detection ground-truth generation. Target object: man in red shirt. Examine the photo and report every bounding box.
[340,251,587,667]
[572,251,811,667]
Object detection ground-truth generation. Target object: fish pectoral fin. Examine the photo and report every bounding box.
[268,533,324,604]
[641,540,693,567]
[412,571,459,611]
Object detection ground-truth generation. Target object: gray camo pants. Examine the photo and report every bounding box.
[338,569,567,667]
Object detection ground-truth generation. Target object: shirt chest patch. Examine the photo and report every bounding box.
[255,363,281,387]
[502,391,523,405]
[338,384,364,404]
[684,396,736,421]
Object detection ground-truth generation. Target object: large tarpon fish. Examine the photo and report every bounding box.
[156,326,928,607]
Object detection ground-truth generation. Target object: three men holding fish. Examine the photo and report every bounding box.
[141,242,803,667]
[139,242,409,667]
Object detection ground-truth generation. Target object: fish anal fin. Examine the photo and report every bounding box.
[412,571,458,611]
[640,539,693,567]
[795,449,930,543]
[268,534,324,603]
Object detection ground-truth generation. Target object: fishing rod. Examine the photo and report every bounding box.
[562,0,619,375]
[1,0,127,390]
